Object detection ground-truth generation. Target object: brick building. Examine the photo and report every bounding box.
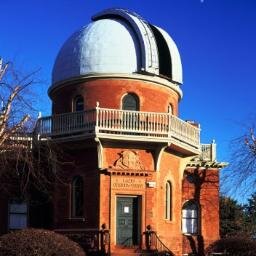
[0,8,226,256]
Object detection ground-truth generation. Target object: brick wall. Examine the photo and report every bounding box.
[182,167,220,254]
[50,78,179,115]
[53,146,100,229]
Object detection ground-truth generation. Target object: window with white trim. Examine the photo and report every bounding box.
[9,200,28,230]
[182,200,199,235]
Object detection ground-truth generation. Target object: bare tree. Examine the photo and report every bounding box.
[0,58,56,198]
[0,59,35,143]
[224,125,256,195]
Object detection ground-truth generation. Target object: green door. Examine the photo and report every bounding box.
[116,196,140,246]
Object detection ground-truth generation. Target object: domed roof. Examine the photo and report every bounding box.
[51,8,182,88]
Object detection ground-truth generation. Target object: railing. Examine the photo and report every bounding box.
[0,133,33,151]
[200,141,216,161]
[54,227,109,255]
[96,107,200,147]
[141,225,174,255]
[35,107,200,150]
[119,236,134,247]
[35,109,96,137]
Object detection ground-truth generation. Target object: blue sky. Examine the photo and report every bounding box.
[1,0,256,194]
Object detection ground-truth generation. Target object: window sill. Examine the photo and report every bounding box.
[66,217,86,222]
[164,219,173,223]
[182,233,198,236]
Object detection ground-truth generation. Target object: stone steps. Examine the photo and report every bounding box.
[111,254,155,256]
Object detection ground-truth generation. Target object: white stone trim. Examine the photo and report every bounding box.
[48,73,183,99]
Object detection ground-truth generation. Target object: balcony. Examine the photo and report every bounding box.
[35,107,200,154]
[187,141,227,168]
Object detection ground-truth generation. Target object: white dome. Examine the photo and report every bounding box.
[52,18,141,85]
[51,8,183,88]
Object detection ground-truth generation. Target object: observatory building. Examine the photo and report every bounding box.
[2,8,226,256]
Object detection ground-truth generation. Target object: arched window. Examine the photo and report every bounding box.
[74,96,84,112]
[122,93,139,111]
[182,200,199,235]
[71,176,84,217]
[168,104,173,114]
[165,181,172,220]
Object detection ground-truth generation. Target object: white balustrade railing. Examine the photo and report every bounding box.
[200,142,216,161]
[96,108,169,135]
[35,107,200,149]
[35,110,96,136]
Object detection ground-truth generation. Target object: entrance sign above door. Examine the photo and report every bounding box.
[112,176,145,190]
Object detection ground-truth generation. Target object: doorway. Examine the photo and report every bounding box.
[116,196,141,246]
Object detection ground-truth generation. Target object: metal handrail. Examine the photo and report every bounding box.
[119,236,134,247]
[54,227,110,255]
[151,231,173,254]
[142,226,174,255]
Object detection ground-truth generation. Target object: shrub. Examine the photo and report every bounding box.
[0,228,86,256]
[206,236,256,256]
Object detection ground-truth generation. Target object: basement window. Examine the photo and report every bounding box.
[9,200,28,230]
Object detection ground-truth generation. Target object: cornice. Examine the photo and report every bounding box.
[48,73,183,100]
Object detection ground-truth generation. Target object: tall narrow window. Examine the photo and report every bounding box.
[74,96,84,112]
[165,181,172,220]
[9,200,28,230]
[182,201,199,235]
[122,93,139,111]
[168,104,173,114]
[72,176,84,217]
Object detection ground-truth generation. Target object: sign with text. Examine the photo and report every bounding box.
[112,177,145,190]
